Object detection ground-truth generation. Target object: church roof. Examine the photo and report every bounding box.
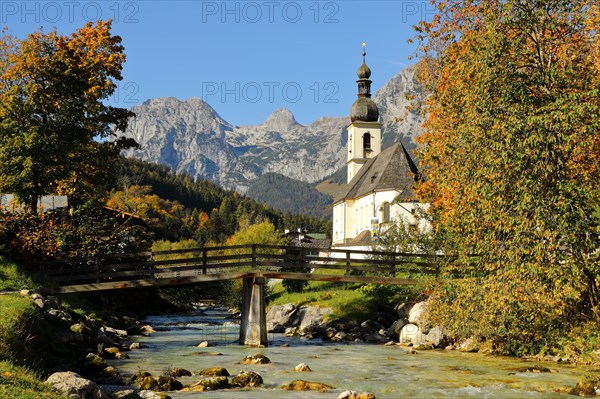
[334,143,420,203]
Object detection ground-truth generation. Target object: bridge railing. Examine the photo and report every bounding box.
[38,244,443,291]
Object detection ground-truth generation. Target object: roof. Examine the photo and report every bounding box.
[335,143,420,203]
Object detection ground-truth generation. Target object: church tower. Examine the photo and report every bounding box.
[347,44,382,183]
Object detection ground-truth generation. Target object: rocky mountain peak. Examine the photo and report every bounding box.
[260,108,301,132]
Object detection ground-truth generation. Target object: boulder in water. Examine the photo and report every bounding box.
[281,380,334,392]
[240,353,271,364]
[231,371,263,388]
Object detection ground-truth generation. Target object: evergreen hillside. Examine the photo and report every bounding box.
[246,173,333,219]
[113,158,332,242]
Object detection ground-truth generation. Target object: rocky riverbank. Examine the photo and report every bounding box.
[14,292,594,398]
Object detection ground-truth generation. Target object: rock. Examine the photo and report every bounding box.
[387,319,407,337]
[240,353,271,364]
[54,332,84,345]
[33,298,45,308]
[266,303,297,331]
[19,289,31,296]
[165,368,191,377]
[293,363,312,372]
[458,337,480,352]
[115,352,129,359]
[46,371,111,399]
[411,331,429,347]
[291,306,333,331]
[31,293,44,301]
[398,324,420,344]
[86,353,109,369]
[69,323,85,334]
[130,342,143,350]
[196,367,230,377]
[281,380,334,392]
[360,320,383,331]
[138,391,172,399]
[101,326,128,338]
[185,376,229,391]
[104,347,121,355]
[425,326,446,348]
[231,371,263,388]
[47,309,73,322]
[511,366,551,373]
[338,390,377,399]
[196,341,209,348]
[140,325,155,334]
[113,391,140,399]
[408,301,429,332]
[130,372,182,392]
[102,366,120,377]
[326,317,359,332]
[284,327,298,336]
[101,386,140,399]
[332,331,350,342]
[570,374,600,397]
[364,332,388,344]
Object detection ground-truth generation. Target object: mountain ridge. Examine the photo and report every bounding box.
[122,65,424,193]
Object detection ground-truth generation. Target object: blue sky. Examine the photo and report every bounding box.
[1,1,435,125]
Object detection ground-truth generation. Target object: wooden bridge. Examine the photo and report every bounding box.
[38,244,441,346]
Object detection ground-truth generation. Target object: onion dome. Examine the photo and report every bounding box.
[350,43,379,122]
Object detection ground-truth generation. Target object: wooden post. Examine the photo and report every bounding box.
[345,251,351,274]
[202,248,207,275]
[239,276,268,347]
[251,244,257,269]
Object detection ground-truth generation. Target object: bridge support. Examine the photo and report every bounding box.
[239,276,268,347]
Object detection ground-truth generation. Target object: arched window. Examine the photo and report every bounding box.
[382,202,391,223]
[363,132,372,158]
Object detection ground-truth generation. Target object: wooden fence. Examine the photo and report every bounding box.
[38,244,444,294]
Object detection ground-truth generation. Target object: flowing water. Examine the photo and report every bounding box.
[110,307,592,398]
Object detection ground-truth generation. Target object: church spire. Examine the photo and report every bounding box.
[350,43,379,122]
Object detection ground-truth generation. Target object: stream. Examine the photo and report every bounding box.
[110,306,591,398]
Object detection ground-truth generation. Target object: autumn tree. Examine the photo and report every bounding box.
[0,21,136,213]
[414,0,600,353]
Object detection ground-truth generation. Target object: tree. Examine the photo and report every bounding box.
[414,0,600,353]
[0,21,136,212]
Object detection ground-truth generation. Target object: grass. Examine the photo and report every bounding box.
[266,265,427,322]
[0,361,70,399]
[0,256,36,292]
[0,295,37,363]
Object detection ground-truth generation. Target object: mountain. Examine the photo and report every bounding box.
[122,65,424,194]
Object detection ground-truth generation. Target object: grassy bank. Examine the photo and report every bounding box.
[267,272,425,322]
[0,360,69,399]
[0,294,68,399]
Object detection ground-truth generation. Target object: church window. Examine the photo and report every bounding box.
[382,202,391,223]
[363,133,372,158]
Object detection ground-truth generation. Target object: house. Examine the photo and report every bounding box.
[332,47,428,248]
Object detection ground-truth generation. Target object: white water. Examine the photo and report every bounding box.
[110,309,587,398]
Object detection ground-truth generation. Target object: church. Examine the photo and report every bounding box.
[332,48,428,247]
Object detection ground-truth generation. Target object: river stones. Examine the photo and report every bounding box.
[281,380,334,392]
[196,341,209,347]
[86,353,108,369]
[139,391,172,399]
[240,353,271,364]
[196,367,230,377]
[129,372,183,391]
[338,391,377,399]
[164,367,192,377]
[231,371,263,387]
[185,376,229,391]
[293,363,312,372]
